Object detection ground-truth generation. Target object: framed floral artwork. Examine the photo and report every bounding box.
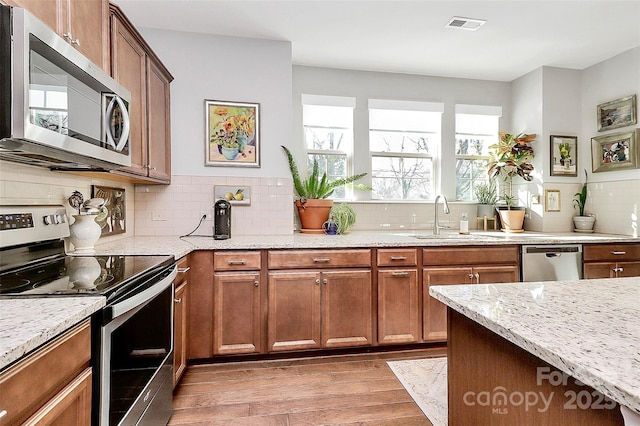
[550,135,577,176]
[205,100,260,167]
[591,129,638,173]
[597,94,636,132]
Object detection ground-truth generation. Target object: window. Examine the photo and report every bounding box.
[454,105,501,201]
[369,99,443,200]
[302,95,355,199]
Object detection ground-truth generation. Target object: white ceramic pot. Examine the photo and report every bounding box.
[69,214,101,253]
[573,215,595,232]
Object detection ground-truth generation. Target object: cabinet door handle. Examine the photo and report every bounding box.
[611,251,626,255]
[63,32,73,40]
[323,278,328,285]
[474,273,480,283]
[174,298,182,303]
[0,410,7,419]
[71,38,80,46]
[315,279,321,285]
[613,267,624,272]
[390,256,408,260]
[392,271,409,277]
[228,260,247,265]
[178,267,191,274]
[313,258,331,263]
[468,273,474,280]
[254,280,259,287]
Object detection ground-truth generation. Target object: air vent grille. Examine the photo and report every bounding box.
[444,16,486,31]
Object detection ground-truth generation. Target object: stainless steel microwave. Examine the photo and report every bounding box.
[0,6,132,170]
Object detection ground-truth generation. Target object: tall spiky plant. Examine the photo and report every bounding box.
[281,146,368,201]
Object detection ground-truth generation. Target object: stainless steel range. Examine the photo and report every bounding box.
[0,205,176,426]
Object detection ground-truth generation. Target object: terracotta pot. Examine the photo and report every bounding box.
[295,199,333,233]
[497,209,525,232]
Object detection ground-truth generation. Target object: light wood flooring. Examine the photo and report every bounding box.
[170,347,447,425]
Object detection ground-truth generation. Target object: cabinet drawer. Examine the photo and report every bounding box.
[214,251,261,271]
[0,320,91,425]
[423,246,519,266]
[175,255,190,285]
[268,249,371,269]
[377,248,418,267]
[583,243,640,262]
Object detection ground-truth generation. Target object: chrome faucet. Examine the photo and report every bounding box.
[433,194,451,235]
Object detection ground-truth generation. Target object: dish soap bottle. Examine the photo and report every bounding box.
[459,213,469,235]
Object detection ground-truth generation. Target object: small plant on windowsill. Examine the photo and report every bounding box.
[281,145,368,232]
[474,179,498,218]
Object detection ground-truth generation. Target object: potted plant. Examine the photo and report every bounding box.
[282,146,367,233]
[573,169,595,232]
[487,131,536,232]
[328,203,357,234]
[474,179,498,219]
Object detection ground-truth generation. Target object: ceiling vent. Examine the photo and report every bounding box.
[444,16,486,31]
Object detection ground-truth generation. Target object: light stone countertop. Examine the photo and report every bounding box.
[88,230,639,258]
[0,296,105,370]
[429,277,640,414]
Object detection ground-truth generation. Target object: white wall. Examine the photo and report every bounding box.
[138,28,293,178]
[579,47,640,236]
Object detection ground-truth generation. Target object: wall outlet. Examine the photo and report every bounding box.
[151,211,167,221]
[200,211,212,220]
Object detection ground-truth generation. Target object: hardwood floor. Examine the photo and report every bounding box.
[170,347,446,425]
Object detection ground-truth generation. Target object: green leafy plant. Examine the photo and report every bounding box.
[487,131,536,208]
[573,169,589,216]
[328,204,357,234]
[474,180,498,205]
[281,145,368,201]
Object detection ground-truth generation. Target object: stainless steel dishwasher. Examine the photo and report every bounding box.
[521,245,583,282]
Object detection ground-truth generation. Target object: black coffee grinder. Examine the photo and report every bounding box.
[213,199,231,239]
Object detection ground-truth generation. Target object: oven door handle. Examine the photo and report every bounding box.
[110,265,177,319]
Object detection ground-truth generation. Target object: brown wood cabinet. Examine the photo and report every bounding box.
[267,249,372,352]
[0,320,92,425]
[422,246,519,341]
[187,251,214,360]
[376,248,421,345]
[173,255,190,388]
[6,0,109,72]
[583,243,640,278]
[213,251,262,355]
[109,4,173,184]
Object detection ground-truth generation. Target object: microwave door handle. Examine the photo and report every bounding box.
[105,96,131,152]
[104,96,118,150]
[113,96,130,152]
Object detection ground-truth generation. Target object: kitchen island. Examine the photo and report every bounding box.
[430,277,639,425]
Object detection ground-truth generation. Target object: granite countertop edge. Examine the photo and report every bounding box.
[0,296,105,371]
[429,278,640,414]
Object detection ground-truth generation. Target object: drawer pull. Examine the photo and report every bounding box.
[313,258,331,263]
[254,280,259,287]
[228,260,247,265]
[178,267,191,274]
[392,271,409,277]
[0,410,7,419]
[611,251,626,255]
[174,298,182,303]
[613,267,624,272]
[390,256,408,261]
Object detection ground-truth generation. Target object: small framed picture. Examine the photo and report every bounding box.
[544,190,560,212]
[214,185,251,205]
[550,135,578,176]
[205,100,260,167]
[597,94,636,132]
[591,129,638,173]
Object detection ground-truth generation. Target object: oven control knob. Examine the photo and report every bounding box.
[43,215,53,225]
[53,214,62,224]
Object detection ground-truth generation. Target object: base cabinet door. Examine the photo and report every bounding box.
[213,272,261,355]
[423,267,472,341]
[584,261,640,278]
[377,269,420,345]
[474,265,519,284]
[267,271,321,352]
[322,270,372,348]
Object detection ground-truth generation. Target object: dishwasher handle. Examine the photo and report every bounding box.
[524,245,582,255]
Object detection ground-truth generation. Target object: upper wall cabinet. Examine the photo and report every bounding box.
[5,0,110,72]
[109,3,173,184]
